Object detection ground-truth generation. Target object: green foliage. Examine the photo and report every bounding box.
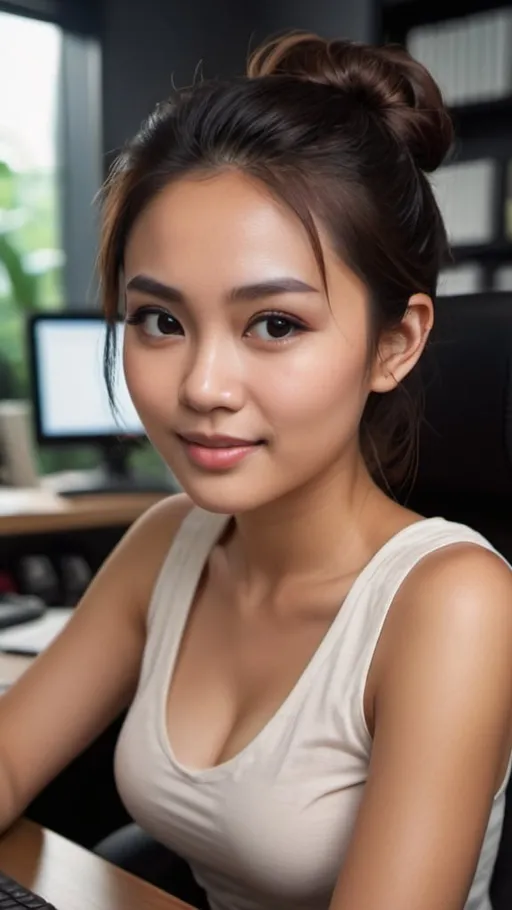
[0,160,14,208]
[0,234,38,311]
[0,159,64,400]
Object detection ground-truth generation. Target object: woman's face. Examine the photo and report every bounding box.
[123,170,374,514]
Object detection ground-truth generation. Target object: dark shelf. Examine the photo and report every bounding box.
[451,96,512,121]
[449,97,512,145]
[382,0,512,35]
[450,241,512,264]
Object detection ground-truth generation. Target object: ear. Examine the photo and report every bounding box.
[369,293,434,394]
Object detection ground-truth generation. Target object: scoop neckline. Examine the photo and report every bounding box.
[157,512,446,782]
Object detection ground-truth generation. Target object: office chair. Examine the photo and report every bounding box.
[409,291,512,555]
[407,291,512,910]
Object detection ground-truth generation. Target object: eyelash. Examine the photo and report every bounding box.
[125,305,308,344]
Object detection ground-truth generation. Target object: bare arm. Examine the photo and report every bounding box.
[330,544,512,910]
[0,492,193,833]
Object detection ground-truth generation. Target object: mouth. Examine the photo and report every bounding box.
[176,433,265,470]
[177,431,265,447]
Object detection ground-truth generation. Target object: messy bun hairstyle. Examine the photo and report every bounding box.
[99,31,454,493]
[248,33,452,174]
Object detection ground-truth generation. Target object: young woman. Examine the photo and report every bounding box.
[1,31,512,910]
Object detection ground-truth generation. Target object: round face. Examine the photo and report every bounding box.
[123,170,373,514]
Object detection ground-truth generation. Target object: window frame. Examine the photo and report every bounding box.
[0,0,103,309]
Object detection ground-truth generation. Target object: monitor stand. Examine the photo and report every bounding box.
[42,442,177,497]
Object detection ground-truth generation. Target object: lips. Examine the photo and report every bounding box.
[178,433,262,448]
[176,433,264,470]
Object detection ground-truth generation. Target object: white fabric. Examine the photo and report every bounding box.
[115,507,512,910]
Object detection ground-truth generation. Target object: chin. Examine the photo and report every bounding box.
[175,475,268,516]
[158,439,314,516]
[158,439,278,515]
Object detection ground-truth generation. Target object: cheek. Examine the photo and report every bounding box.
[257,341,368,435]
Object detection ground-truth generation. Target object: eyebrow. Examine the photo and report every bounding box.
[125,274,320,304]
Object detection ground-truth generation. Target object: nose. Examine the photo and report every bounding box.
[178,333,244,414]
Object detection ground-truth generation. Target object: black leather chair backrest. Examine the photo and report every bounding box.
[407,292,512,910]
[409,291,512,561]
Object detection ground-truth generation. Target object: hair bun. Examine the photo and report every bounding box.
[247,32,453,173]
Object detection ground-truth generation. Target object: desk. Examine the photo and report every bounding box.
[0,489,166,537]
[0,818,192,910]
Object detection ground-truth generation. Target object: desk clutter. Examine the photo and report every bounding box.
[0,488,68,518]
[0,489,164,663]
[0,557,80,654]
[0,552,92,607]
[0,593,45,629]
[0,608,73,655]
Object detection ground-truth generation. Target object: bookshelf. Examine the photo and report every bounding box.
[381,0,512,293]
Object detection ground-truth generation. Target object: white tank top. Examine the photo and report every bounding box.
[115,506,512,910]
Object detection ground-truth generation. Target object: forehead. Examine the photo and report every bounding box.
[124,170,321,279]
[123,169,368,313]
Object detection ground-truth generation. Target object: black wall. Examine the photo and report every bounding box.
[101,0,378,163]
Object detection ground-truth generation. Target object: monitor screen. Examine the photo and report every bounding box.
[30,315,144,440]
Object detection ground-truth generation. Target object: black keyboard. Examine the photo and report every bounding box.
[0,871,57,909]
[0,595,46,631]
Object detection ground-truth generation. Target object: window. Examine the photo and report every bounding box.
[0,6,165,480]
[0,10,64,398]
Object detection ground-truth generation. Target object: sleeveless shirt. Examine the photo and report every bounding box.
[115,507,512,910]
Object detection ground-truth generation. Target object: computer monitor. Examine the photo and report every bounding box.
[29,312,143,442]
[27,312,172,494]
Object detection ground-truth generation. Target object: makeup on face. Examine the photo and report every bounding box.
[122,171,371,511]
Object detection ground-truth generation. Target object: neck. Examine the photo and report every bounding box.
[229,453,386,599]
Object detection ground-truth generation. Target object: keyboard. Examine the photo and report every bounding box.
[0,871,57,908]
[0,595,46,631]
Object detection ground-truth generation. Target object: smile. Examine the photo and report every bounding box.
[177,435,264,470]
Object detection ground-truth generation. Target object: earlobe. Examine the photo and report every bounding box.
[370,360,401,394]
[369,293,433,394]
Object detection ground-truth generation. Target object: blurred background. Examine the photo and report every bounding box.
[0,0,511,478]
[1,9,512,890]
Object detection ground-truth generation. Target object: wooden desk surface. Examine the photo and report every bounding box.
[0,489,166,536]
[0,818,191,910]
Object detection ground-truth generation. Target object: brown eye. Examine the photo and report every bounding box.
[144,312,181,336]
[126,308,183,337]
[249,314,302,342]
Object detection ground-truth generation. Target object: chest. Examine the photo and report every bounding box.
[116,699,367,909]
[166,568,343,770]
[115,536,383,908]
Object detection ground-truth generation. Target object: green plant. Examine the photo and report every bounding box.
[0,159,63,398]
[0,161,38,312]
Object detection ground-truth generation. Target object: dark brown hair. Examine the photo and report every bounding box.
[98,31,453,493]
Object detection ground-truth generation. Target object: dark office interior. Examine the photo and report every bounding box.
[0,1,512,909]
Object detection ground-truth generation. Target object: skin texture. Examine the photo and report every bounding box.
[0,169,511,910]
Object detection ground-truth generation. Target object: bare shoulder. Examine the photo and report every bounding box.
[369,539,512,737]
[111,491,195,613]
[374,539,512,745]
[393,540,512,638]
